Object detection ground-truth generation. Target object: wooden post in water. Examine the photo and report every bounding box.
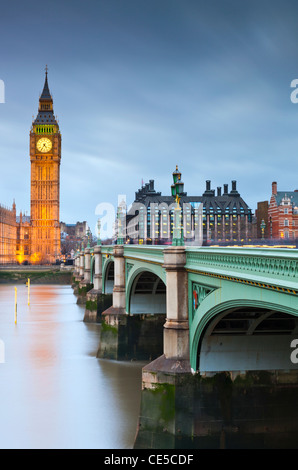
[14,287,17,324]
[28,278,30,306]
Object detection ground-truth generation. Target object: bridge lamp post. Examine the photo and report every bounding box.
[87,228,91,248]
[261,219,266,240]
[97,218,101,246]
[171,166,184,246]
[117,206,124,245]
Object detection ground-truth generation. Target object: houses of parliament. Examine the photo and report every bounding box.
[0,69,61,264]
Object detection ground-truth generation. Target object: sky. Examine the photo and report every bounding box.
[1,0,298,238]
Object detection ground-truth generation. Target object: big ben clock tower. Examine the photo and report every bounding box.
[30,67,61,263]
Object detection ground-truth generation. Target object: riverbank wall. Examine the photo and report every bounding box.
[0,266,73,284]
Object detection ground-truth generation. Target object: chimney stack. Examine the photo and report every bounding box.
[272,181,277,195]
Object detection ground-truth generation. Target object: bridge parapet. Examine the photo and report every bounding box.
[123,245,164,265]
[185,247,298,293]
[101,245,114,257]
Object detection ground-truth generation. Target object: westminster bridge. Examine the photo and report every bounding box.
[73,245,298,449]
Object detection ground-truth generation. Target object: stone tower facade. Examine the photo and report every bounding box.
[30,68,61,263]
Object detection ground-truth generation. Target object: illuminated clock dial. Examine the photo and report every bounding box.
[36,137,52,153]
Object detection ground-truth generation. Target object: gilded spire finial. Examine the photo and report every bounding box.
[45,64,48,77]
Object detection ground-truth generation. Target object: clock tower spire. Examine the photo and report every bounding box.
[30,68,61,263]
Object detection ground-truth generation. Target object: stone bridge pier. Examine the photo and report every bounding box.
[143,246,191,376]
[81,247,91,286]
[92,245,103,292]
[73,251,83,282]
[72,249,84,294]
[83,245,112,322]
[72,254,79,282]
[79,250,84,280]
[135,246,194,449]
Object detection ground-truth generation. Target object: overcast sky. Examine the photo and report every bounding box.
[1,0,298,237]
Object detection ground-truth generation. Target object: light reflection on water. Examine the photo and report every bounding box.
[0,284,145,449]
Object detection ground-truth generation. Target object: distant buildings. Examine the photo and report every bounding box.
[0,202,32,264]
[0,202,17,264]
[268,181,298,240]
[123,166,254,245]
[60,221,89,255]
[254,181,298,243]
[255,201,269,239]
[60,221,88,240]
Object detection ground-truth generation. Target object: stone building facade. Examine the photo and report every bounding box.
[268,181,298,240]
[0,202,17,264]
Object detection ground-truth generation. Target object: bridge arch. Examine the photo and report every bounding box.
[126,268,166,315]
[90,254,95,283]
[102,259,114,294]
[189,283,298,373]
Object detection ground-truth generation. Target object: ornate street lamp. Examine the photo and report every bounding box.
[117,206,124,245]
[171,165,184,246]
[260,219,266,240]
[97,218,102,246]
[87,228,91,248]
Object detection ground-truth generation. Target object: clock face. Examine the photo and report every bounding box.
[36,137,52,153]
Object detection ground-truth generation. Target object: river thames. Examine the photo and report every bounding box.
[0,284,145,449]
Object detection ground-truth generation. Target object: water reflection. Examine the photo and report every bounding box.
[0,284,145,449]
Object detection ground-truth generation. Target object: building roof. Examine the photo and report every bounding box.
[40,72,52,101]
[33,69,58,126]
[274,191,298,207]
[33,111,58,125]
[16,215,30,223]
[128,178,252,216]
